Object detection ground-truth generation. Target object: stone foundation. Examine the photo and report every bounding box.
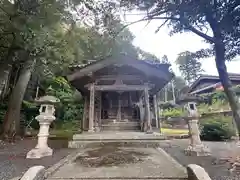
[26,147,53,159]
[185,144,211,156]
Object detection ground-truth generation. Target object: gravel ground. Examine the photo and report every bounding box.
[0,138,74,180]
[159,139,240,180]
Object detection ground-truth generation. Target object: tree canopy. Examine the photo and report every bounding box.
[0,0,163,138]
[120,0,240,133]
[176,51,204,85]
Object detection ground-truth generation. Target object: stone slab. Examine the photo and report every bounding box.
[72,131,166,140]
[47,147,187,179]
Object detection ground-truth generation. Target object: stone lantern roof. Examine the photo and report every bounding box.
[35,95,60,105]
[176,94,205,105]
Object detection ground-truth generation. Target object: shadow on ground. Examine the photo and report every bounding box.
[75,143,148,167]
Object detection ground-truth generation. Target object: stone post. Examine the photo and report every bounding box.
[144,84,152,133]
[88,83,95,132]
[27,95,59,159]
[184,102,210,156]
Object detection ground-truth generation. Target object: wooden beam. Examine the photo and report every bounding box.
[96,75,146,81]
[85,84,152,91]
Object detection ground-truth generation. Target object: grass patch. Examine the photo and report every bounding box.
[28,129,80,140]
[49,129,79,140]
[161,128,189,135]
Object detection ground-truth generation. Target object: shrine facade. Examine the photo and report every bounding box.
[68,54,174,132]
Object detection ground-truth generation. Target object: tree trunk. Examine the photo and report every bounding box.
[0,63,12,100]
[2,59,36,140]
[215,43,240,132]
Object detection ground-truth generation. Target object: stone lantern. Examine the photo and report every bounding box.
[26,94,59,159]
[176,95,210,156]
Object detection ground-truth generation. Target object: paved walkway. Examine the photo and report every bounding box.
[47,145,187,180]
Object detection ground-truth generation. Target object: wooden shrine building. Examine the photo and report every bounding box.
[189,73,240,95]
[68,54,174,132]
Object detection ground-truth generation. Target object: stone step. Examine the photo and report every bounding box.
[101,119,139,123]
[101,125,140,131]
[101,122,140,126]
[47,177,186,180]
[68,140,165,149]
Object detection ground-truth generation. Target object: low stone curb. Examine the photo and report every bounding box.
[20,166,45,180]
[153,132,189,139]
[166,135,189,139]
[44,150,80,179]
[157,147,187,175]
[9,176,21,180]
[187,164,212,180]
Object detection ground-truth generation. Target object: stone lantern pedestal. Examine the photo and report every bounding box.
[27,95,59,159]
[185,117,210,156]
[177,95,210,156]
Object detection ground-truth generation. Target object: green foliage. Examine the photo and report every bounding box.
[200,116,235,141]
[162,108,184,118]
[211,91,228,103]
[176,51,203,84]
[21,100,39,129]
[44,76,83,123]
[0,101,7,126]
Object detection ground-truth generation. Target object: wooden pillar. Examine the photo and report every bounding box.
[144,84,152,132]
[82,96,88,131]
[139,97,144,131]
[153,95,159,128]
[99,92,102,130]
[88,83,95,132]
[116,92,122,121]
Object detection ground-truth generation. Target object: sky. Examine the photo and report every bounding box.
[124,14,240,76]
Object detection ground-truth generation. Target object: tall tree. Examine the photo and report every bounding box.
[120,0,240,132]
[176,51,203,84]
[0,0,122,138]
[173,76,187,95]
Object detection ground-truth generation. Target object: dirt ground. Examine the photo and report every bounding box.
[159,139,240,180]
[0,138,73,180]
[2,137,240,180]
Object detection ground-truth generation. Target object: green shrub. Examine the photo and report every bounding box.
[200,116,235,141]
[162,108,184,118]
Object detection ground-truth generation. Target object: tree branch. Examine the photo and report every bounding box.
[186,25,215,43]
[150,17,215,43]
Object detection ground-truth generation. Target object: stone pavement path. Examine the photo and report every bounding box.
[46,145,187,180]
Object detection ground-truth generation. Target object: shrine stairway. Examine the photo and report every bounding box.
[101,119,141,131]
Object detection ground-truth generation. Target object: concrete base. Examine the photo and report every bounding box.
[68,132,167,148]
[184,144,210,156]
[88,129,95,133]
[26,147,53,159]
[94,127,101,132]
[146,130,153,134]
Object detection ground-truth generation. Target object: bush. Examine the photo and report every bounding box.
[162,108,184,118]
[200,116,235,141]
